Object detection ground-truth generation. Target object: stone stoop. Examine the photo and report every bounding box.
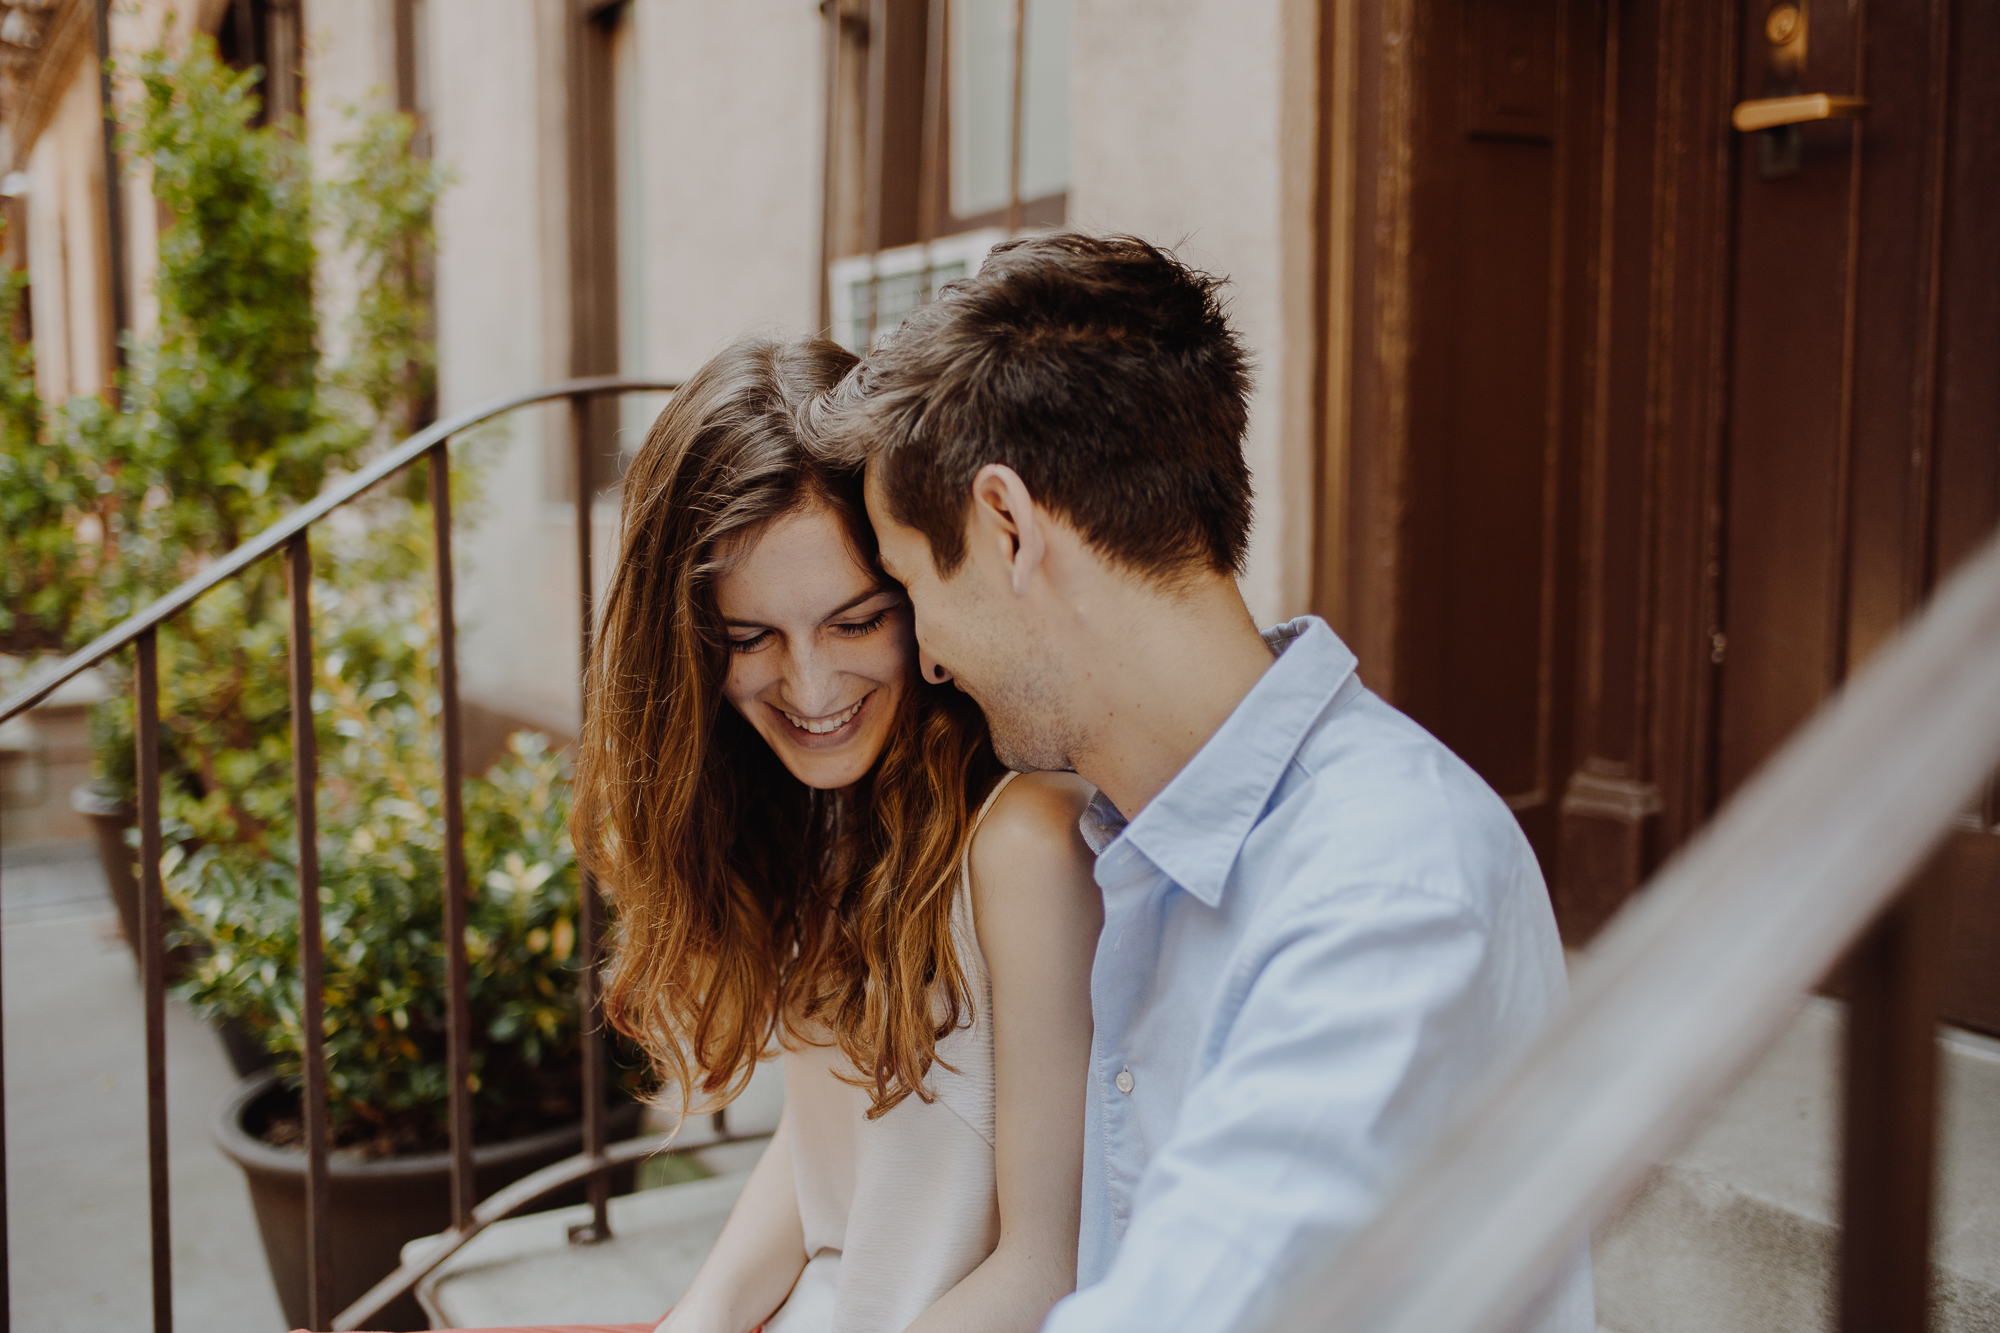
[414,1003,1999,1331]
[415,1059,784,1327]
[1594,999,2000,1333]
[416,1170,755,1327]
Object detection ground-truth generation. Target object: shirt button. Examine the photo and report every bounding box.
[1115,1067,1134,1094]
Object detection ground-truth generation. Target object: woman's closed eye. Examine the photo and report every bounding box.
[831,608,893,639]
[728,629,774,654]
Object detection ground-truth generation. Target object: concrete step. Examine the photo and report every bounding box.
[417,1169,755,1327]
[1595,998,2000,1333]
[415,1059,784,1327]
[418,1001,1999,1332]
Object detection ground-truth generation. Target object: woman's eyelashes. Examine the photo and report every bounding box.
[726,602,899,653]
[831,608,892,638]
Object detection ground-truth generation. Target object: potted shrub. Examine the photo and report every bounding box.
[172,588,638,1330]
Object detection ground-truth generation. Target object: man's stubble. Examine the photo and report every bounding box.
[959,610,1085,776]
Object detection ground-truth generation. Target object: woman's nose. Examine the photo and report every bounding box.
[919,644,953,684]
[783,647,850,714]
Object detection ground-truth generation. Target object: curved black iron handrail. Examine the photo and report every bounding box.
[0,376,678,1332]
[0,375,679,726]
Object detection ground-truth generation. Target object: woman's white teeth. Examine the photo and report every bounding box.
[784,698,864,735]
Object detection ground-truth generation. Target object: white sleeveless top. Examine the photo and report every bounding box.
[763,772,1018,1333]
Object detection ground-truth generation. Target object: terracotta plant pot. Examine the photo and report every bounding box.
[213,1072,642,1331]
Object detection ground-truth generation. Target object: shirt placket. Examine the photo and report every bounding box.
[1090,840,1164,1243]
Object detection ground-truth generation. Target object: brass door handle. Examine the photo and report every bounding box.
[1731,93,1868,133]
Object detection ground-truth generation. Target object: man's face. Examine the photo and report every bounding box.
[865,465,1079,773]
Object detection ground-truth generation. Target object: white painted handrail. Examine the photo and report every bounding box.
[1255,528,2000,1333]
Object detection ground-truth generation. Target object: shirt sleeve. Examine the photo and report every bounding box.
[1041,880,1504,1333]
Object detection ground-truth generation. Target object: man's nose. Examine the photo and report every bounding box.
[919,644,953,685]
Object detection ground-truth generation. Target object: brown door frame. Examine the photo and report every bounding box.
[1319,0,1741,940]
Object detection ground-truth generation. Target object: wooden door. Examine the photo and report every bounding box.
[1329,0,1999,1033]
[1716,0,2000,1034]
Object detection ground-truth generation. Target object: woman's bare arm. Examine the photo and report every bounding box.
[905,771,1103,1333]
[657,1102,807,1333]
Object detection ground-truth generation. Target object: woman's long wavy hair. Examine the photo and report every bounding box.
[573,336,1003,1120]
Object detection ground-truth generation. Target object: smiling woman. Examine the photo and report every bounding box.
[715,503,913,791]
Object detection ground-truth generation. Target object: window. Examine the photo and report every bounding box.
[821,0,1070,351]
[945,0,1069,230]
[216,0,303,124]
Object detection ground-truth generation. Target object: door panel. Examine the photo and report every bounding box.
[1717,0,2000,1034]
[1390,0,1583,873]
[1714,0,1861,801]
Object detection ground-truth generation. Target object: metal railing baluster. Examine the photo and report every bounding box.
[285,534,333,1330]
[135,628,171,1333]
[1839,873,1948,1333]
[431,442,478,1230]
[570,390,610,1245]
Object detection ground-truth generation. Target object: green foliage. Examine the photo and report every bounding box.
[166,562,594,1149]
[325,107,447,443]
[0,40,606,1150]
[0,268,82,652]
[130,38,343,551]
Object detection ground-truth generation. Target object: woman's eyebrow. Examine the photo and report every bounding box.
[825,585,895,618]
[722,586,892,630]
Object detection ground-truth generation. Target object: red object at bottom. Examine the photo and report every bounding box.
[313,1303,766,1332]
[317,1325,660,1332]
[320,1312,764,1320]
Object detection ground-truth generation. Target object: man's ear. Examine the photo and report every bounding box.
[969,463,1046,597]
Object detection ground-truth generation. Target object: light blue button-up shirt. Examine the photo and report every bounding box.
[1042,617,1593,1333]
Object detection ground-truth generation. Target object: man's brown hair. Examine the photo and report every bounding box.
[810,232,1254,580]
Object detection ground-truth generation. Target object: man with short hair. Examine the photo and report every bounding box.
[812,232,1593,1333]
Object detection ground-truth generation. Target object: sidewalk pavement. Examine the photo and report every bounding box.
[2,841,287,1332]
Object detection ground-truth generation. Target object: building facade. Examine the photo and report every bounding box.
[6,0,1998,1031]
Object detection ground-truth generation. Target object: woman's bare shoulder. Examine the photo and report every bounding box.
[968,772,1098,912]
[978,771,1094,848]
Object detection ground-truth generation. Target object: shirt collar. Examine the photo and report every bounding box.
[1085,616,1360,906]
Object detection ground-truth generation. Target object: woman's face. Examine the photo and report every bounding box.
[715,501,914,791]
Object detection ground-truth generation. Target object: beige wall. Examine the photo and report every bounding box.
[422,0,825,732]
[302,0,399,375]
[426,0,576,729]
[1068,0,1322,626]
[630,0,823,376]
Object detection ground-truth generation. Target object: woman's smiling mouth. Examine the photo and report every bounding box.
[779,692,870,739]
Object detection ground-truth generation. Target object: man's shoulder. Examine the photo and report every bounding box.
[1245,687,1540,922]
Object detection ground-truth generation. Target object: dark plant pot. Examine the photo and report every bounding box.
[215,1016,278,1078]
[71,781,139,962]
[69,782,215,996]
[214,1072,642,1331]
